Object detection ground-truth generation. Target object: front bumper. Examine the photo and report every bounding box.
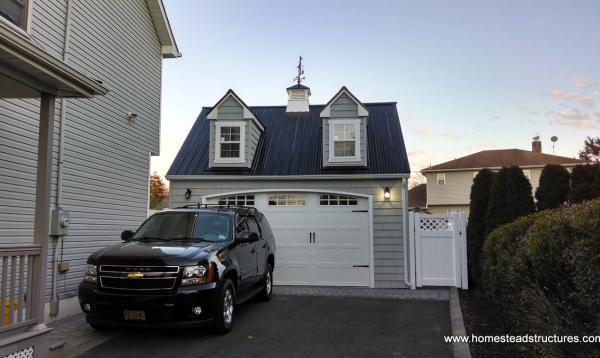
[78,281,218,328]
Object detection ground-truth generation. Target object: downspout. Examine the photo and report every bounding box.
[50,0,75,316]
[402,178,412,288]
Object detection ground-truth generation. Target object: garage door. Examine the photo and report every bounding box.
[211,192,371,287]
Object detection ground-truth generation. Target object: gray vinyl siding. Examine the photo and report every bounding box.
[209,97,262,168]
[322,93,368,167]
[169,178,406,289]
[0,0,163,300]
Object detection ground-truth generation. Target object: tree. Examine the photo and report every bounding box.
[150,172,169,209]
[535,164,570,211]
[466,169,495,286]
[578,136,600,162]
[569,164,600,204]
[485,166,535,234]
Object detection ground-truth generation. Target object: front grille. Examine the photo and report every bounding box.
[99,265,180,291]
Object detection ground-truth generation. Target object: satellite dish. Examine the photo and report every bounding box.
[551,136,558,143]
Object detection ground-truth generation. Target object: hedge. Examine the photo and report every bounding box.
[481,199,600,357]
[535,164,570,210]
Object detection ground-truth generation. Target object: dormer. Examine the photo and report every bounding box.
[206,90,264,168]
[320,87,369,167]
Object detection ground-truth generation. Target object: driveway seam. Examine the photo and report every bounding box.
[449,287,471,358]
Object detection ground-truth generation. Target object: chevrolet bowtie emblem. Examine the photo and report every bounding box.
[127,272,144,279]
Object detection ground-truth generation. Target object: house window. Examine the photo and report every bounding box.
[437,173,446,185]
[523,170,531,180]
[0,0,30,30]
[447,209,465,215]
[268,194,306,206]
[217,195,254,206]
[215,122,245,162]
[319,194,358,206]
[329,119,361,162]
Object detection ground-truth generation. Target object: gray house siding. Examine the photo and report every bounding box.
[169,178,406,289]
[0,0,163,300]
[209,97,262,168]
[322,93,368,167]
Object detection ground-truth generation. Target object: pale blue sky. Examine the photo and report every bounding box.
[152,0,600,179]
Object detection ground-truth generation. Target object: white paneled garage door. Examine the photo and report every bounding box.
[209,192,372,287]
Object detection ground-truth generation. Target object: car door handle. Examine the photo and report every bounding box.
[353,265,369,268]
[251,248,256,253]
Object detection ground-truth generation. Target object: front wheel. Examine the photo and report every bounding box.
[212,279,236,334]
[256,264,273,302]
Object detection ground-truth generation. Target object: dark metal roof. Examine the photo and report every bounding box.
[167,102,410,176]
[286,84,310,91]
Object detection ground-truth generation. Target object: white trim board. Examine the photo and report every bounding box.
[202,188,375,288]
[167,173,410,181]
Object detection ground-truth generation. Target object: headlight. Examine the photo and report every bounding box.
[181,265,207,285]
[84,264,97,283]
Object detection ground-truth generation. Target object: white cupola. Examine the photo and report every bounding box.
[286,83,311,113]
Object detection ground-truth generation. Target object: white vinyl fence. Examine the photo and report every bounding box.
[408,213,468,289]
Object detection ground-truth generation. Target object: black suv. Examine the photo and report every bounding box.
[78,206,275,333]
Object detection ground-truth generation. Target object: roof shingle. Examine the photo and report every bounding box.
[422,149,587,172]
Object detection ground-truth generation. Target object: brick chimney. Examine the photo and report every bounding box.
[532,136,542,153]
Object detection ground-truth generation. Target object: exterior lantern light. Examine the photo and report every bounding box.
[384,187,391,200]
[185,188,192,200]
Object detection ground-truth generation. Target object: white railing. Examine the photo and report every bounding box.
[0,245,41,333]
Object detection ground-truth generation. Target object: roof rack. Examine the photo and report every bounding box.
[175,203,258,212]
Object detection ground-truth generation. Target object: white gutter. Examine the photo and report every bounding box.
[401,177,412,288]
[50,0,75,316]
[166,173,411,181]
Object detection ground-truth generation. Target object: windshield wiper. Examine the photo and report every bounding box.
[166,237,216,243]
[133,237,164,242]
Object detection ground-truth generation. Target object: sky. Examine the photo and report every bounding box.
[152,0,600,182]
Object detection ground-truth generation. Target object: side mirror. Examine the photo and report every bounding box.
[121,230,134,241]
[238,231,258,243]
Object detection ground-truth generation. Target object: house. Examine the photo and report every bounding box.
[408,183,429,213]
[421,137,588,215]
[167,83,411,289]
[0,0,178,354]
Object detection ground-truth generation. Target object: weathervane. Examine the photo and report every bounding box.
[293,56,305,84]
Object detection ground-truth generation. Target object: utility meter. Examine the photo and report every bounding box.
[50,208,70,236]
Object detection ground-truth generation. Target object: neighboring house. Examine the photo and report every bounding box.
[167,84,411,289]
[407,183,429,213]
[0,0,178,354]
[421,137,588,215]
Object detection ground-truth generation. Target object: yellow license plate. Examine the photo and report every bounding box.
[124,310,146,321]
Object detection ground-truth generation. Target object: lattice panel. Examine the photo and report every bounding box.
[4,347,34,358]
[420,217,453,231]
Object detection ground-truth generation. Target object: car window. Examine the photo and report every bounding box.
[133,212,231,242]
[247,217,261,236]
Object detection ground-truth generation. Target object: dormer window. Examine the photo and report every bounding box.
[215,121,245,163]
[329,119,361,162]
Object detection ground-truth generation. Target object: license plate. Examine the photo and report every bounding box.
[124,310,146,321]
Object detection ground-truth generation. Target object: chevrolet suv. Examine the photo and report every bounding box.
[78,206,275,334]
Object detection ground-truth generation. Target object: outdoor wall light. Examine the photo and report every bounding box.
[185,188,192,200]
[384,187,391,200]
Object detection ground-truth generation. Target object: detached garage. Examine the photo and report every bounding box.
[167,85,411,289]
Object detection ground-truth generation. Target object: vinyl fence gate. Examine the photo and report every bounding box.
[408,213,468,289]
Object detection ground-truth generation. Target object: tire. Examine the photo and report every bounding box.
[212,279,236,334]
[256,264,273,302]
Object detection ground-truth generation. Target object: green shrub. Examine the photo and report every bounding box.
[569,164,600,204]
[535,164,570,210]
[485,166,535,234]
[481,199,600,357]
[467,169,495,286]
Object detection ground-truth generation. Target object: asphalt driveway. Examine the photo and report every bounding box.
[77,295,452,358]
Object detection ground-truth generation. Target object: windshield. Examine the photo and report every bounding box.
[132,212,232,242]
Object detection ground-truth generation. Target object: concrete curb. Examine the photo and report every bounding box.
[449,287,472,358]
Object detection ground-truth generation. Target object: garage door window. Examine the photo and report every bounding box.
[268,194,306,206]
[319,194,358,206]
[218,195,255,206]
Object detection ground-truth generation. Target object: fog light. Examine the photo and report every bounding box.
[192,306,202,315]
[83,304,91,312]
